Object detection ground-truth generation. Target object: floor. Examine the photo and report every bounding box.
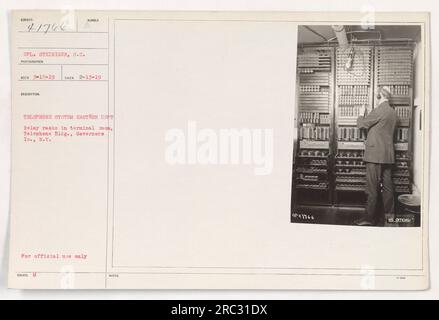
[291,204,420,227]
[291,205,365,226]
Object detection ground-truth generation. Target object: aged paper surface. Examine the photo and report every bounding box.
[8,11,430,289]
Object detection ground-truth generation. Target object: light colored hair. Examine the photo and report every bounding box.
[379,86,392,99]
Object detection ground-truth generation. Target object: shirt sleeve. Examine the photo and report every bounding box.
[357,109,382,129]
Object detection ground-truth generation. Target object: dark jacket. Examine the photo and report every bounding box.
[357,100,397,164]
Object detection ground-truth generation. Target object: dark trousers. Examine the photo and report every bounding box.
[365,162,395,222]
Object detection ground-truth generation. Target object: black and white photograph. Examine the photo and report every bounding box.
[1,6,433,295]
[291,24,423,227]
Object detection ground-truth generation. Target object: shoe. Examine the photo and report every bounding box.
[353,218,375,226]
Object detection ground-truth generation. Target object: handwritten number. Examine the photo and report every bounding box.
[26,22,68,33]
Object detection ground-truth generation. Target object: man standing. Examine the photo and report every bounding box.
[355,86,398,226]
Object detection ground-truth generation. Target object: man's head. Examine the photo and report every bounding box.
[377,86,391,102]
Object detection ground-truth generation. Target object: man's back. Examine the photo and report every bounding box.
[357,101,397,164]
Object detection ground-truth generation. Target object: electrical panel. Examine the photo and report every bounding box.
[294,47,333,204]
[375,46,414,195]
[334,46,373,202]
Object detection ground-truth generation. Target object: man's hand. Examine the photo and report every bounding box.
[358,104,366,117]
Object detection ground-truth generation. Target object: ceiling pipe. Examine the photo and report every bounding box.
[328,30,382,42]
[331,25,349,49]
[303,26,328,42]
